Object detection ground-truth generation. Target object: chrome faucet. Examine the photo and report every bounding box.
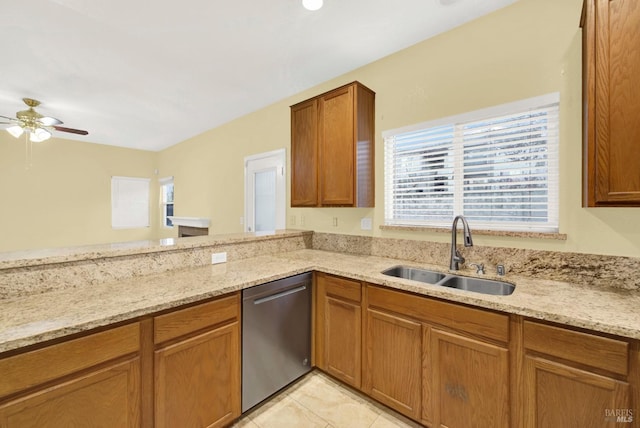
[450,215,473,271]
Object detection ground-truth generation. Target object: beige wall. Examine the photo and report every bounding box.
[7,0,640,258]
[0,133,158,252]
[158,0,640,258]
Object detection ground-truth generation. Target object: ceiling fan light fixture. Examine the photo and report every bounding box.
[6,125,24,138]
[302,0,323,11]
[30,127,52,143]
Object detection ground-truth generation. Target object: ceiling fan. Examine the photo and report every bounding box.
[0,98,88,143]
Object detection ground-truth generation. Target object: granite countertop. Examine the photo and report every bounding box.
[0,230,307,270]
[1,249,639,354]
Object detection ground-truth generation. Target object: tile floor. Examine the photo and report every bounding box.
[233,371,423,428]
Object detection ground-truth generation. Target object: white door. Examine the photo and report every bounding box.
[245,149,286,232]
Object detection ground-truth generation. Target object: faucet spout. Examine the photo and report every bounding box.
[450,215,473,271]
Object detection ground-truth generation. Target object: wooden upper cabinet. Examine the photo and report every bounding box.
[291,99,319,207]
[582,0,640,206]
[291,81,375,207]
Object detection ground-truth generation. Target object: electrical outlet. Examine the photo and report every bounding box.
[360,217,372,230]
[300,215,305,226]
[239,217,244,225]
[211,252,227,264]
[290,215,296,226]
[332,217,338,227]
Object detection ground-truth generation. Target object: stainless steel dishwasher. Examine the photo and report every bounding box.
[242,272,312,412]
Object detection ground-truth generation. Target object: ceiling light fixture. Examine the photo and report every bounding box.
[6,125,24,139]
[302,0,323,11]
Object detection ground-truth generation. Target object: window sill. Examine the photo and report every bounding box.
[380,224,567,241]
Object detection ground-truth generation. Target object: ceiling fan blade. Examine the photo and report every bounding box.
[53,125,89,135]
[39,116,63,126]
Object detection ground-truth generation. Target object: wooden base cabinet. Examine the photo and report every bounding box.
[522,320,635,427]
[0,358,140,428]
[154,294,241,428]
[363,307,422,420]
[0,293,241,428]
[524,356,630,427]
[315,273,362,389]
[429,328,509,428]
[364,283,511,427]
[0,323,142,428]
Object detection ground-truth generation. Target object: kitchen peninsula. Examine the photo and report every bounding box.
[1,231,638,427]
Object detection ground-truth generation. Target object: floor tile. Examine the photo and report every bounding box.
[369,410,424,428]
[235,370,422,428]
[250,395,329,428]
[287,373,380,428]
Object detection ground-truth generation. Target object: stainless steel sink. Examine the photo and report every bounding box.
[438,275,515,296]
[381,266,447,284]
[382,265,515,296]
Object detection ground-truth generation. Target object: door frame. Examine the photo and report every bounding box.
[244,148,286,233]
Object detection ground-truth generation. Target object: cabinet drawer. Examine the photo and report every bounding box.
[321,274,361,303]
[0,322,140,398]
[366,285,509,342]
[154,293,240,345]
[523,320,628,376]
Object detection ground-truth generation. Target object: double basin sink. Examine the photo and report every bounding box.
[382,266,515,296]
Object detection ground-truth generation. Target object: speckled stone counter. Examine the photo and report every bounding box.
[0,230,312,299]
[1,249,639,354]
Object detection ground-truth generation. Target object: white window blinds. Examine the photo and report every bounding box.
[111,176,151,229]
[384,93,559,232]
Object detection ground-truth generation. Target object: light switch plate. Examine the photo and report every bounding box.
[211,252,227,264]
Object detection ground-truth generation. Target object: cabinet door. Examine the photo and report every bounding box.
[523,356,630,427]
[291,98,319,207]
[319,85,355,206]
[363,308,422,420]
[323,296,362,388]
[315,274,362,389]
[0,358,140,428]
[583,0,640,205]
[155,321,240,428]
[429,329,509,428]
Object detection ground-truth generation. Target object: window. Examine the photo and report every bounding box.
[160,176,174,228]
[111,176,151,229]
[384,93,559,233]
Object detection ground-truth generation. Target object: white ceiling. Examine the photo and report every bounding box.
[1,0,517,152]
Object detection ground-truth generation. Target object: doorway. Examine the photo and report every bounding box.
[244,148,286,232]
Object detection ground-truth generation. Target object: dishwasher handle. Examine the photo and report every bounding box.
[253,285,307,305]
